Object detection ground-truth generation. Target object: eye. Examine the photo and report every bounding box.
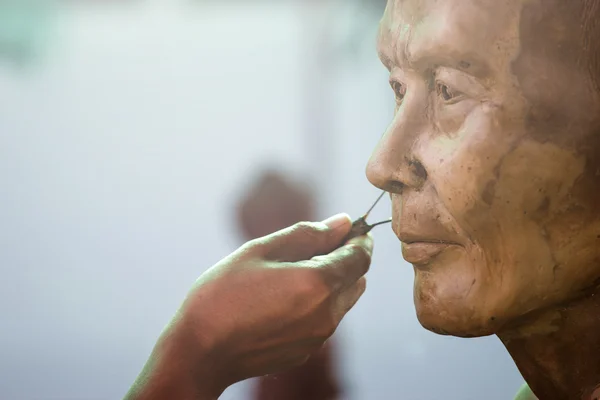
[390,80,406,102]
[436,82,461,102]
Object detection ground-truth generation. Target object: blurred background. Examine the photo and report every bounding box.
[0,0,525,399]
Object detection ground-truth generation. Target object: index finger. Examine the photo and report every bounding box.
[308,234,374,292]
[250,215,353,262]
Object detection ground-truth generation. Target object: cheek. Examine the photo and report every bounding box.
[489,142,586,291]
[494,141,585,216]
[422,103,523,231]
[423,103,585,238]
[417,105,591,316]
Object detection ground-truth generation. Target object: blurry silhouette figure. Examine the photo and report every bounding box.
[235,168,342,400]
[236,169,316,242]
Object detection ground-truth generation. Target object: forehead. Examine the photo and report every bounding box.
[377,0,525,74]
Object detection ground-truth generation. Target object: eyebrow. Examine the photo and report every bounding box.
[377,50,393,71]
[377,35,492,79]
[376,35,396,71]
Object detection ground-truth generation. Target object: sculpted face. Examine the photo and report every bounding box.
[367,0,600,337]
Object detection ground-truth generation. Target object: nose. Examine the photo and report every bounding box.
[366,100,429,194]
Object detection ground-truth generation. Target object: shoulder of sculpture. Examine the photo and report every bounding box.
[514,383,538,400]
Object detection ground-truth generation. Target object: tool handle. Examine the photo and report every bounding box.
[342,218,372,243]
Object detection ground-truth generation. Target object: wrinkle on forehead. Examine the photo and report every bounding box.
[378,0,526,78]
[378,0,600,132]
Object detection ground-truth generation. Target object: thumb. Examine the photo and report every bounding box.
[259,213,352,262]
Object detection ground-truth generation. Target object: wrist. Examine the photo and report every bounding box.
[125,314,227,400]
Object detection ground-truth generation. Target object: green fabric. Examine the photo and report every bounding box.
[514,383,537,400]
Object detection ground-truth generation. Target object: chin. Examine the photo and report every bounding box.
[415,305,499,338]
[412,270,505,338]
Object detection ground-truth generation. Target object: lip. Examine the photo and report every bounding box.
[401,241,455,265]
[392,196,464,265]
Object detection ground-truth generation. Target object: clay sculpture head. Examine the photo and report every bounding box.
[366,1,600,398]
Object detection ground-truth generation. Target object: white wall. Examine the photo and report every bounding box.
[0,3,307,399]
[0,2,525,399]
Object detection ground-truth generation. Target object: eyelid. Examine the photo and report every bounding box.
[389,67,408,92]
[435,81,465,104]
[389,76,407,104]
[389,67,407,82]
[435,66,486,94]
[389,78,406,90]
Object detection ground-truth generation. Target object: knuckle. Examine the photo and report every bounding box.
[316,319,337,340]
[311,311,339,340]
[326,320,337,337]
[240,237,267,254]
[354,276,367,294]
[359,276,367,291]
[355,277,368,298]
[293,221,326,238]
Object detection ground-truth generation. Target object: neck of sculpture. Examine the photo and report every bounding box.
[498,288,600,400]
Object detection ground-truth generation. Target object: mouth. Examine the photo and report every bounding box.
[392,199,463,266]
[401,240,457,265]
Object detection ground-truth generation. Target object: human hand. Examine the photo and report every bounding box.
[177,213,372,397]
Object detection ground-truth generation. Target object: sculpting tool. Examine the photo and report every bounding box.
[343,191,392,242]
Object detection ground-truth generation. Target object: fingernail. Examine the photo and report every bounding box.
[321,213,351,230]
